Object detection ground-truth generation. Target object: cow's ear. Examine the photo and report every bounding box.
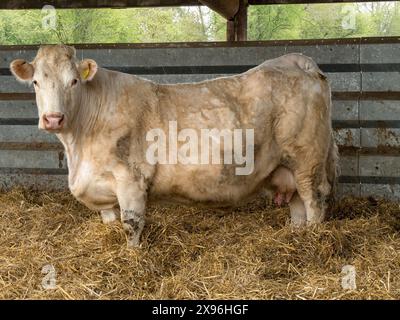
[78,59,97,82]
[10,59,34,82]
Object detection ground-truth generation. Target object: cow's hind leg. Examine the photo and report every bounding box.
[288,192,306,227]
[100,208,118,224]
[293,163,330,225]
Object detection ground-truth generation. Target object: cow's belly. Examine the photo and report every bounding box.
[69,162,117,210]
[149,162,275,205]
[149,138,280,205]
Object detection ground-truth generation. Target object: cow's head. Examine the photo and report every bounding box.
[10,45,97,133]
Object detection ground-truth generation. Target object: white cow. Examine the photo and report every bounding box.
[10,45,338,247]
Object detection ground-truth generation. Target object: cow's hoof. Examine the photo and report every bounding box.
[290,219,306,228]
[306,219,323,226]
[127,238,142,248]
[101,209,117,224]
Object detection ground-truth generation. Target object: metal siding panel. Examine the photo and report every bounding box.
[339,155,358,176]
[74,47,288,67]
[326,72,360,92]
[0,100,37,118]
[360,44,400,64]
[0,125,57,143]
[360,101,400,121]
[286,44,359,64]
[362,72,400,91]
[0,45,360,69]
[0,76,34,93]
[0,150,66,169]
[359,155,400,177]
[360,184,400,201]
[337,183,360,198]
[332,100,358,121]
[361,128,400,148]
[0,49,37,69]
[0,174,68,191]
[334,128,360,147]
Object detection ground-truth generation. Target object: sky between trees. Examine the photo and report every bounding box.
[0,2,399,45]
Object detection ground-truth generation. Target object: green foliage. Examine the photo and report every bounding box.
[0,3,399,45]
[248,2,400,40]
[0,7,211,45]
[198,2,400,42]
[248,5,305,40]
[208,10,226,41]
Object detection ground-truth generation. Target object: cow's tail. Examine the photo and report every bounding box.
[326,132,340,203]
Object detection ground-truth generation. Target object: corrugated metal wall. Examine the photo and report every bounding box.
[0,38,399,200]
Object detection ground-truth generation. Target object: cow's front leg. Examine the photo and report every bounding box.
[121,208,145,247]
[116,179,147,248]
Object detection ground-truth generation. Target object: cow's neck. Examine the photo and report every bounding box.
[57,129,91,184]
[57,69,111,176]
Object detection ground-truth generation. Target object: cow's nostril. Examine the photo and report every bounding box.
[42,113,65,130]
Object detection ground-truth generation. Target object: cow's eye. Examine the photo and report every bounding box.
[32,80,38,86]
[71,79,78,86]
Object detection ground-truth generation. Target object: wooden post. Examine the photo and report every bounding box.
[225,0,248,41]
[227,20,236,41]
[236,0,248,41]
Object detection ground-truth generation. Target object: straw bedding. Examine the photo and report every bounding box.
[0,188,399,299]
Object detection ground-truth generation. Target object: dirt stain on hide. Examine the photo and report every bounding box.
[115,132,132,163]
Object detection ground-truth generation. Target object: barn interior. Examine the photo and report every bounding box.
[0,0,399,299]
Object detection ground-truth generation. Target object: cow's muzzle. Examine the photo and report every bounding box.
[43,112,65,131]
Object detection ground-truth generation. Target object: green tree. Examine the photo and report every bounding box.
[1,3,400,45]
[248,4,305,40]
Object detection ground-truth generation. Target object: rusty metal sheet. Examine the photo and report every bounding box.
[361,128,400,148]
[334,128,360,147]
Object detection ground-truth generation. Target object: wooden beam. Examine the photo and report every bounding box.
[249,0,397,4]
[0,0,201,9]
[198,0,239,20]
[1,0,396,9]
[1,0,397,9]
